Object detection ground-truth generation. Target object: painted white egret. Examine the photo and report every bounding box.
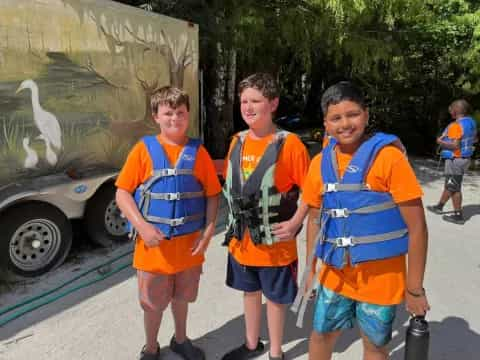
[23,137,39,169]
[16,79,62,151]
[37,134,58,166]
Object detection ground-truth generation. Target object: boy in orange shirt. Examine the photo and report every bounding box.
[301,82,430,359]
[115,86,221,360]
[428,99,477,224]
[221,73,310,360]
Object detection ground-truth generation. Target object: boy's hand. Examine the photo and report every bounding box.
[405,291,430,317]
[138,222,165,247]
[191,234,211,256]
[271,219,301,241]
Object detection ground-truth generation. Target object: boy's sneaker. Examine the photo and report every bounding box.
[426,204,444,214]
[139,344,161,360]
[221,340,265,360]
[269,352,285,360]
[442,212,465,225]
[169,336,205,360]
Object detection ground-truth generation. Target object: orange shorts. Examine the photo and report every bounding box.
[137,266,202,313]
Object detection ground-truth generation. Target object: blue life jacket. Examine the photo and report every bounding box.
[440,117,477,159]
[129,136,206,239]
[315,133,409,269]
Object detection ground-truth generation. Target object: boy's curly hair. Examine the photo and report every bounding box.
[151,86,190,115]
[237,73,279,100]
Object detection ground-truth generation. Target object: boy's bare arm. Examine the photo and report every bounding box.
[306,207,320,264]
[115,188,165,247]
[191,194,220,255]
[437,136,460,149]
[398,198,430,316]
[271,201,309,240]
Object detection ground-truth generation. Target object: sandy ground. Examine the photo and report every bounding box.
[0,154,479,360]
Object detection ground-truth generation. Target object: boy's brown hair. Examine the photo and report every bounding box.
[237,73,279,100]
[448,99,471,117]
[150,86,190,115]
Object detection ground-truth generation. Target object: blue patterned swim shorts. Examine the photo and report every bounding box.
[313,286,397,347]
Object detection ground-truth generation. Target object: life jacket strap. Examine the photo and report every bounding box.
[324,201,397,218]
[323,183,370,193]
[325,228,408,247]
[145,213,204,227]
[153,168,193,177]
[148,191,204,200]
[139,169,194,196]
[291,205,328,328]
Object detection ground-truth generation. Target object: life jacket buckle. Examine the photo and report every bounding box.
[170,217,185,226]
[165,192,180,200]
[325,183,338,192]
[335,236,354,247]
[330,208,349,218]
[165,168,178,176]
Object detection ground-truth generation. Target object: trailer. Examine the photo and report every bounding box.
[0,0,200,276]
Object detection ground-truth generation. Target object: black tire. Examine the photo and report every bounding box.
[0,202,72,277]
[84,183,128,247]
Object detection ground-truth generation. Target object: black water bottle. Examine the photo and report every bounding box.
[404,316,429,360]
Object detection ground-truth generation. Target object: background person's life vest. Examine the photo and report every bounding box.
[129,136,206,240]
[315,133,409,269]
[440,117,477,159]
[223,130,299,246]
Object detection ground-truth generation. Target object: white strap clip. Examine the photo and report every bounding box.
[335,237,354,247]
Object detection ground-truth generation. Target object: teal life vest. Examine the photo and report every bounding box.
[440,117,477,159]
[223,130,299,246]
[315,133,409,268]
[129,136,206,240]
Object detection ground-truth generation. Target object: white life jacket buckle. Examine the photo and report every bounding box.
[165,168,178,176]
[165,192,180,200]
[325,183,338,192]
[335,236,354,247]
[330,208,349,218]
[170,217,185,226]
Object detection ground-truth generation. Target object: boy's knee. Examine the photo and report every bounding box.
[140,300,168,313]
[310,330,341,345]
[139,296,169,313]
[362,337,388,358]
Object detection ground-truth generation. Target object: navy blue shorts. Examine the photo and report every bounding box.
[226,254,298,304]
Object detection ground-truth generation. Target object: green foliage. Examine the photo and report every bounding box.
[117,0,480,154]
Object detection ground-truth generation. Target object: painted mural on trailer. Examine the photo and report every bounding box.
[0,0,199,184]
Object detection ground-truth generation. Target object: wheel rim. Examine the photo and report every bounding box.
[9,219,62,272]
[104,200,128,236]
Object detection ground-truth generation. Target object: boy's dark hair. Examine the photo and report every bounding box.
[151,86,190,115]
[321,81,366,115]
[237,73,279,100]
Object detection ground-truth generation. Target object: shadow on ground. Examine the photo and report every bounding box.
[389,312,480,360]
[463,204,480,222]
[159,300,412,359]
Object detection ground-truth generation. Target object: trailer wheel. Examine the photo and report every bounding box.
[84,183,128,247]
[0,202,72,277]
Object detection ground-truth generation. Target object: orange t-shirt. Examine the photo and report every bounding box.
[115,135,222,274]
[302,145,423,305]
[225,131,310,266]
[447,122,463,158]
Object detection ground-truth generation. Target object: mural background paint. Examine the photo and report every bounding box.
[0,0,199,183]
